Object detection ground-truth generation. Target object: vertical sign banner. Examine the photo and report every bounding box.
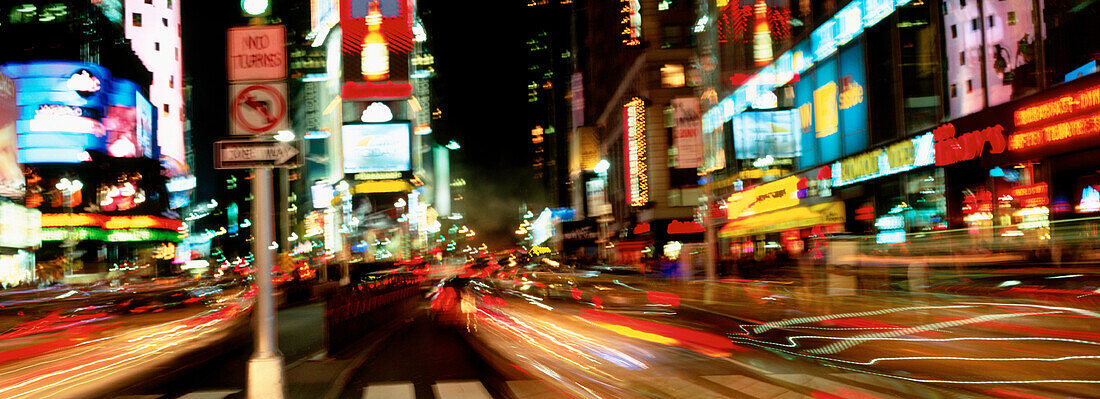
[340,0,413,100]
[586,179,611,217]
[623,97,648,206]
[671,97,704,169]
[0,72,21,199]
[571,72,584,129]
[226,25,287,82]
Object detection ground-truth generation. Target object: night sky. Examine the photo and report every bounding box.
[183,1,536,250]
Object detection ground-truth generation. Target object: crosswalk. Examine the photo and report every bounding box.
[354,373,892,399]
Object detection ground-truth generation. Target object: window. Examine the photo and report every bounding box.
[661,64,685,88]
[951,24,957,38]
[988,15,995,27]
[175,48,179,60]
[960,0,966,6]
[662,25,684,49]
[951,84,958,98]
[167,0,172,8]
[967,79,974,93]
[155,42,160,51]
[960,51,966,65]
[144,0,151,3]
[971,18,979,30]
[1008,11,1016,25]
[162,17,167,26]
[163,104,170,115]
[169,76,174,89]
[132,12,141,26]
[942,2,948,14]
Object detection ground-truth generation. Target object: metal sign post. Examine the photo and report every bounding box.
[227,22,289,399]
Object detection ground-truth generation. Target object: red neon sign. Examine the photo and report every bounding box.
[1008,113,1100,151]
[1014,85,1100,127]
[1011,183,1049,208]
[341,81,412,100]
[667,220,705,235]
[933,123,1006,166]
[962,190,992,214]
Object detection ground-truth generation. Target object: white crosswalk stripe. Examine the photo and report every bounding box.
[432,380,493,399]
[363,382,416,399]
[360,373,889,399]
[176,390,241,399]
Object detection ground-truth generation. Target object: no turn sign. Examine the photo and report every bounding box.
[230,83,288,135]
[227,25,286,82]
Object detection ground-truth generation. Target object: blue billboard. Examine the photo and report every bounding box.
[0,61,155,163]
[794,40,869,170]
[342,122,412,173]
[732,109,801,160]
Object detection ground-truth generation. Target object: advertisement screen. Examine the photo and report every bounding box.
[794,41,868,169]
[732,109,801,160]
[1,61,154,164]
[0,72,22,199]
[342,122,411,173]
[340,0,413,99]
[136,92,154,159]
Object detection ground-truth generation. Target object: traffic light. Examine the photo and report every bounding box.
[241,0,270,17]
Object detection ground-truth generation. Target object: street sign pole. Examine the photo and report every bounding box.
[247,167,284,399]
[228,21,289,399]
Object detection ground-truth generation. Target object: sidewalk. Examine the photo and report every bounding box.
[283,302,422,399]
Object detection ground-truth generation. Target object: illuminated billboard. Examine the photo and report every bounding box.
[623,97,648,206]
[794,40,868,169]
[0,72,22,199]
[0,61,155,164]
[340,0,413,100]
[342,122,411,173]
[731,109,801,160]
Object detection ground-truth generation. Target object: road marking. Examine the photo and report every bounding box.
[363,382,415,399]
[432,380,492,399]
[703,375,807,398]
[176,390,240,399]
[505,380,571,399]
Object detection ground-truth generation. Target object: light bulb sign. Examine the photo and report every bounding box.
[226,25,287,82]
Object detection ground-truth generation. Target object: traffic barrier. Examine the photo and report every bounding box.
[323,273,422,354]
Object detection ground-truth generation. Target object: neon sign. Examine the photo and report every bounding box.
[833,133,934,186]
[667,220,705,235]
[726,176,806,219]
[620,0,642,46]
[933,123,1006,166]
[1008,113,1100,151]
[624,97,648,206]
[1014,85,1100,127]
[67,69,101,95]
[1012,183,1049,208]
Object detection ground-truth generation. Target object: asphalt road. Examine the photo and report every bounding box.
[105,301,326,399]
[339,312,518,399]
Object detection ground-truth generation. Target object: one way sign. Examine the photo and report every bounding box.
[215,139,302,169]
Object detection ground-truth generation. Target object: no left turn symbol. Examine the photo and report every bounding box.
[230,83,288,135]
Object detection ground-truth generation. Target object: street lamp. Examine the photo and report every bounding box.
[55,178,83,276]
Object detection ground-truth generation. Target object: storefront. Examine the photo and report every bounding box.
[717,175,846,275]
[935,72,1100,264]
[0,202,40,285]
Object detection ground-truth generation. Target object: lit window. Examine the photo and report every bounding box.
[132,12,141,27]
[661,64,685,88]
[960,51,965,65]
[1008,11,1016,25]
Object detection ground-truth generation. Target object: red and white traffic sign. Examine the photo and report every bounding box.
[227,25,286,82]
[230,83,288,135]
